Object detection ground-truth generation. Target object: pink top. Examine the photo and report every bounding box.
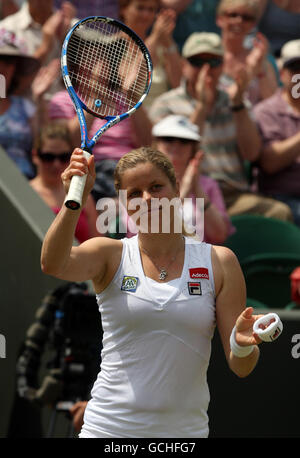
[197,175,235,243]
[48,90,137,161]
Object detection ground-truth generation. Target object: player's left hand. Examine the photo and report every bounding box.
[235,307,265,346]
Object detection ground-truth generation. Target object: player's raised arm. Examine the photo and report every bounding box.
[40,148,120,284]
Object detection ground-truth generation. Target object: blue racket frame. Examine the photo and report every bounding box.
[61,16,153,154]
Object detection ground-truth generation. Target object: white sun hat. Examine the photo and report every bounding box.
[152,115,201,142]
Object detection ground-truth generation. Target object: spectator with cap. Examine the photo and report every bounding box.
[253,39,300,226]
[152,114,234,244]
[0,29,40,178]
[149,31,292,221]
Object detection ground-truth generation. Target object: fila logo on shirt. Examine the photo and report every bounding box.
[121,276,139,292]
[188,282,202,295]
[189,268,209,280]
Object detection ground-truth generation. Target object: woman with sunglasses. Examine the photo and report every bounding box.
[216,0,279,106]
[30,122,100,242]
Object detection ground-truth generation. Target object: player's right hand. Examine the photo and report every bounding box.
[61,148,96,205]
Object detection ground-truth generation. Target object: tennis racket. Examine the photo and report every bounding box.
[61,16,153,210]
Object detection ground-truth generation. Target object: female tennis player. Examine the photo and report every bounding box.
[41,145,265,438]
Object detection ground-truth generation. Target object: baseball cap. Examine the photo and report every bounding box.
[281,39,300,68]
[152,115,201,142]
[182,32,224,59]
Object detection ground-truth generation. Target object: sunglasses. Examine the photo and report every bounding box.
[159,137,194,144]
[187,57,223,68]
[37,151,71,163]
[223,11,256,22]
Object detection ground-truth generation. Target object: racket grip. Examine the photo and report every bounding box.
[64,150,91,210]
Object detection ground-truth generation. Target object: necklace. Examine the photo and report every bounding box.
[139,237,184,281]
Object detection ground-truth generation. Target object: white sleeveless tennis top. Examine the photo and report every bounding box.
[79,235,216,438]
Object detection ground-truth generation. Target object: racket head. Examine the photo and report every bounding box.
[61,16,153,121]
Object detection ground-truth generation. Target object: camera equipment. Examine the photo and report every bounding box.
[15,282,103,437]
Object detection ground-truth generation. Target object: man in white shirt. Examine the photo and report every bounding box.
[0,0,76,63]
[0,0,77,98]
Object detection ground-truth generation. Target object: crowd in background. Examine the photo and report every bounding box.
[2,0,300,437]
[1,0,300,243]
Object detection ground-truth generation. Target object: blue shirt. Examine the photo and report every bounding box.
[0,96,35,178]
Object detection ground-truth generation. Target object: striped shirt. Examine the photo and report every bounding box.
[149,82,249,193]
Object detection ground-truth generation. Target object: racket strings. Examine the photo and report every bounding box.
[69,70,129,114]
[66,20,149,117]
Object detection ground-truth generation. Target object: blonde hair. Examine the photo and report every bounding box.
[34,122,73,151]
[217,0,260,18]
[114,146,195,237]
[114,146,177,193]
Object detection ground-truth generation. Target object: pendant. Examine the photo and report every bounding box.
[159,269,167,281]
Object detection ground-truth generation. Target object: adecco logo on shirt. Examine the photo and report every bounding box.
[189,268,209,280]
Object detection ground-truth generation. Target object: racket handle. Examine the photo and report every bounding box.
[64,150,92,210]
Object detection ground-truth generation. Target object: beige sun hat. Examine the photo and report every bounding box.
[182,32,224,59]
[280,39,300,68]
[0,28,40,75]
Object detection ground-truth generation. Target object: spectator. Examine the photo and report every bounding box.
[152,114,234,244]
[253,39,300,226]
[216,0,279,106]
[30,57,61,132]
[0,1,76,98]
[54,0,119,19]
[0,29,40,178]
[161,0,221,53]
[30,122,100,241]
[119,0,183,109]
[0,1,74,62]
[149,32,293,221]
[258,0,300,58]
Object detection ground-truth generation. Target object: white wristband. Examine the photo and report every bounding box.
[230,326,255,358]
[253,313,283,342]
